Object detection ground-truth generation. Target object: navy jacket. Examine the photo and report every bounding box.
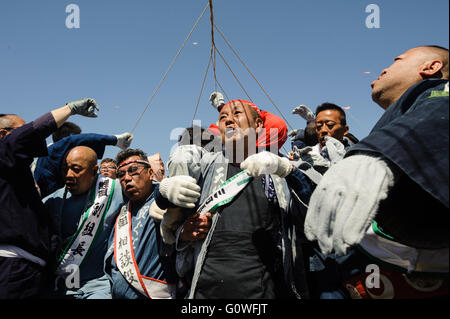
[0,113,56,261]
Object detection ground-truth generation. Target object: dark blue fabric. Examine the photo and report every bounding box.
[105,185,177,299]
[347,79,449,208]
[34,133,117,198]
[0,112,56,261]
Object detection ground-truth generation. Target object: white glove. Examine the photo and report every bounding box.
[304,154,395,256]
[149,201,166,221]
[209,92,225,110]
[240,151,293,178]
[160,207,184,244]
[114,132,133,150]
[292,105,315,123]
[288,129,305,141]
[159,175,201,209]
[322,136,346,165]
[67,98,99,117]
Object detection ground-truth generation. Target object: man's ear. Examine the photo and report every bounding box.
[148,167,154,181]
[419,60,444,78]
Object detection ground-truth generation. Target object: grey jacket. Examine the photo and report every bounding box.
[167,145,312,299]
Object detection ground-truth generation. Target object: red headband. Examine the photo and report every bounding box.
[117,159,150,170]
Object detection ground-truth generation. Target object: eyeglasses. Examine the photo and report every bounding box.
[117,164,148,179]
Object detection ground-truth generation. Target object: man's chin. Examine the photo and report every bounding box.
[67,187,82,196]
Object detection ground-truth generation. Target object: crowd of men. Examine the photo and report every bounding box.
[0,45,448,299]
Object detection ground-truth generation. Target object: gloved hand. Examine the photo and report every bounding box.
[292,105,315,123]
[322,136,346,165]
[209,92,225,110]
[241,151,293,178]
[159,175,201,209]
[114,132,133,150]
[149,201,166,221]
[160,207,185,244]
[304,154,395,256]
[288,128,305,141]
[67,98,99,117]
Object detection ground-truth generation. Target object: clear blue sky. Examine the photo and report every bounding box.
[1,0,448,162]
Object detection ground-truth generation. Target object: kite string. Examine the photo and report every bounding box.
[130,1,210,133]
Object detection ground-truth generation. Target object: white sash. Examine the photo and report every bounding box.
[57,176,115,275]
[197,170,253,216]
[114,203,175,299]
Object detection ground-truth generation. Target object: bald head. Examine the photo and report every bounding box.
[419,45,449,79]
[67,146,98,167]
[371,45,449,109]
[64,146,99,195]
[0,114,26,138]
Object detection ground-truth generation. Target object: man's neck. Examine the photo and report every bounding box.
[223,141,258,165]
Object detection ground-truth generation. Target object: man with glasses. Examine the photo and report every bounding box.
[43,146,124,299]
[0,99,100,298]
[104,148,177,299]
[99,158,117,179]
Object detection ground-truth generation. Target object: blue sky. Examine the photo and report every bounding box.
[1,0,448,162]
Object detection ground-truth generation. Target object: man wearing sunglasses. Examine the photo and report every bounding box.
[104,149,177,299]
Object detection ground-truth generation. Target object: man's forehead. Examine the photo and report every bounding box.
[65,153,91,166]
[316,109,340,119]
[118,155,146,168]
[219,101,249,114]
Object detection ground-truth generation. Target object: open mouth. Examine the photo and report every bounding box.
[65,180,76,188]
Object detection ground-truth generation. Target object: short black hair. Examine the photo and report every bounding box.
[52,121,82,143]
[115,148,148,167]
[304,121,319,146]
[315,102,347,126]
[178,126,218,148]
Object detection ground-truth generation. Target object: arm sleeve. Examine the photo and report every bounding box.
[0,112,56,169]
[34,133,117,198]
[285,167,314,206]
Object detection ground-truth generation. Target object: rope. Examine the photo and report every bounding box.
[215,46,254,103]
[192,55,212,124]
[214,23,294,131]
[209,0,218,93]
[130,1,210,133]
[214,77,230,103]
